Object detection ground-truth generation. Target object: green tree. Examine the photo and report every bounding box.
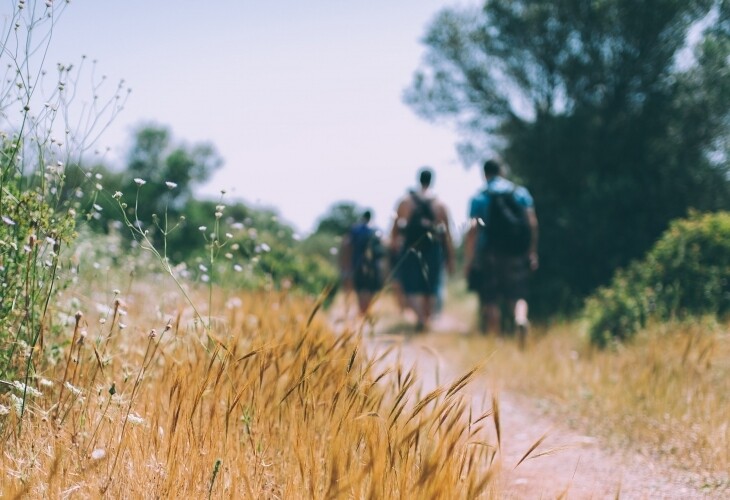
[314,201,364,235]
[88,124,222,256]
[406,0,730,315]
[123,124,222,215]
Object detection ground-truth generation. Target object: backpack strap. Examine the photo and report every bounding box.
[409,189,428,207]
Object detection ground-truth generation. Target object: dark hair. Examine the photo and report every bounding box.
[418,167,433,187]
[483,159,502,177]
[362,209,372,222]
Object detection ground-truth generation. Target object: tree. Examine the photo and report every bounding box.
[90,124,222,255]
[314,201,364,235]
[123,124,222,214]
[406,0,730,314]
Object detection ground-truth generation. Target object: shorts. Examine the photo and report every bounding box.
[472,253,529,303]
[398,244,443,295]
[353,265,382,293]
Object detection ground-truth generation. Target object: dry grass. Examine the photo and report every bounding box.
[479,318,730,485]
[0,278,503,498]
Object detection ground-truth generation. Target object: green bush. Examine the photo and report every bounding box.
[585,211,730,347]
[0,143,77,378]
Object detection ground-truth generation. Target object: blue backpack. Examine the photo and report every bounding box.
[350,224,384,283]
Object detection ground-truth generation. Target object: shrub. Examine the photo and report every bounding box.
[585,211,730,346]
[0,141,77,378]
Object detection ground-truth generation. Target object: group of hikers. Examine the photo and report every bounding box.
[339,158,539,344]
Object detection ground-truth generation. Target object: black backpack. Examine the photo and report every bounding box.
[484,189,531,255]
[403,191,436,250]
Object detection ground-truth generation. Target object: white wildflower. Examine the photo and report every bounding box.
[12,381,42,397]
[126,413,145,425]
[2,216,16,226]
[165,181,177,189]
[113,191,123,199]
[64,381,83,396]
[133,178,146,186]
[90,449,106,460]
[234,264,243,272]
[9,394,23,413]
[225,297,243,309]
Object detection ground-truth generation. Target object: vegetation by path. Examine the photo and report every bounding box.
[348,294,728,498]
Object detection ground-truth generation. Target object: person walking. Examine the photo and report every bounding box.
[464,158,539,347]
[390,168,455,331]
[339,209,385,316]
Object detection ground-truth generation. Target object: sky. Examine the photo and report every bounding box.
[43,0,485,237]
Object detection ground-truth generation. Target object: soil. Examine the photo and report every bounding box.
[331,302,723,499]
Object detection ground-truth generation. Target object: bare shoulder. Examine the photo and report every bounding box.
[396,195,414,216]
[432,198,450,220]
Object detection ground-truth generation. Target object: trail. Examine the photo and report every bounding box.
[332,302,716,499]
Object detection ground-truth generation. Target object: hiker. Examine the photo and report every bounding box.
[464,158,539,346]
[340,209,385,315]
[390,168,455,331]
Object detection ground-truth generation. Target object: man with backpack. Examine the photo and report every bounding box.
[390,168,455,331]
[464,159,539,346]
[340,209,385,316]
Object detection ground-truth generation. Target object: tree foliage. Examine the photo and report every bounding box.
[122,124,222,217]
[314,201,364,236]
[406,0,730,314]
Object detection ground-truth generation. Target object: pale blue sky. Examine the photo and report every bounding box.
[46,0,484,236]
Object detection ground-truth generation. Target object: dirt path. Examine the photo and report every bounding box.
[333,305,715,499]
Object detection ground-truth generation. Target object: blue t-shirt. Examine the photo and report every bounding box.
[349,223,384,271]
[468,176,534,249]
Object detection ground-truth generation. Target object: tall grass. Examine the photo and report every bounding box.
[0,266,503,497]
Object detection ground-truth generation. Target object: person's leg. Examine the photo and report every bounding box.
[513,298,529,349]
[479,294,501,335]
[433,267,445,316]
[514,298,528,325]
[407,293,427,331]
[505,255,531,348]
[357,291,373,316]
[485,303,501,334]
[421,294,435,330]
